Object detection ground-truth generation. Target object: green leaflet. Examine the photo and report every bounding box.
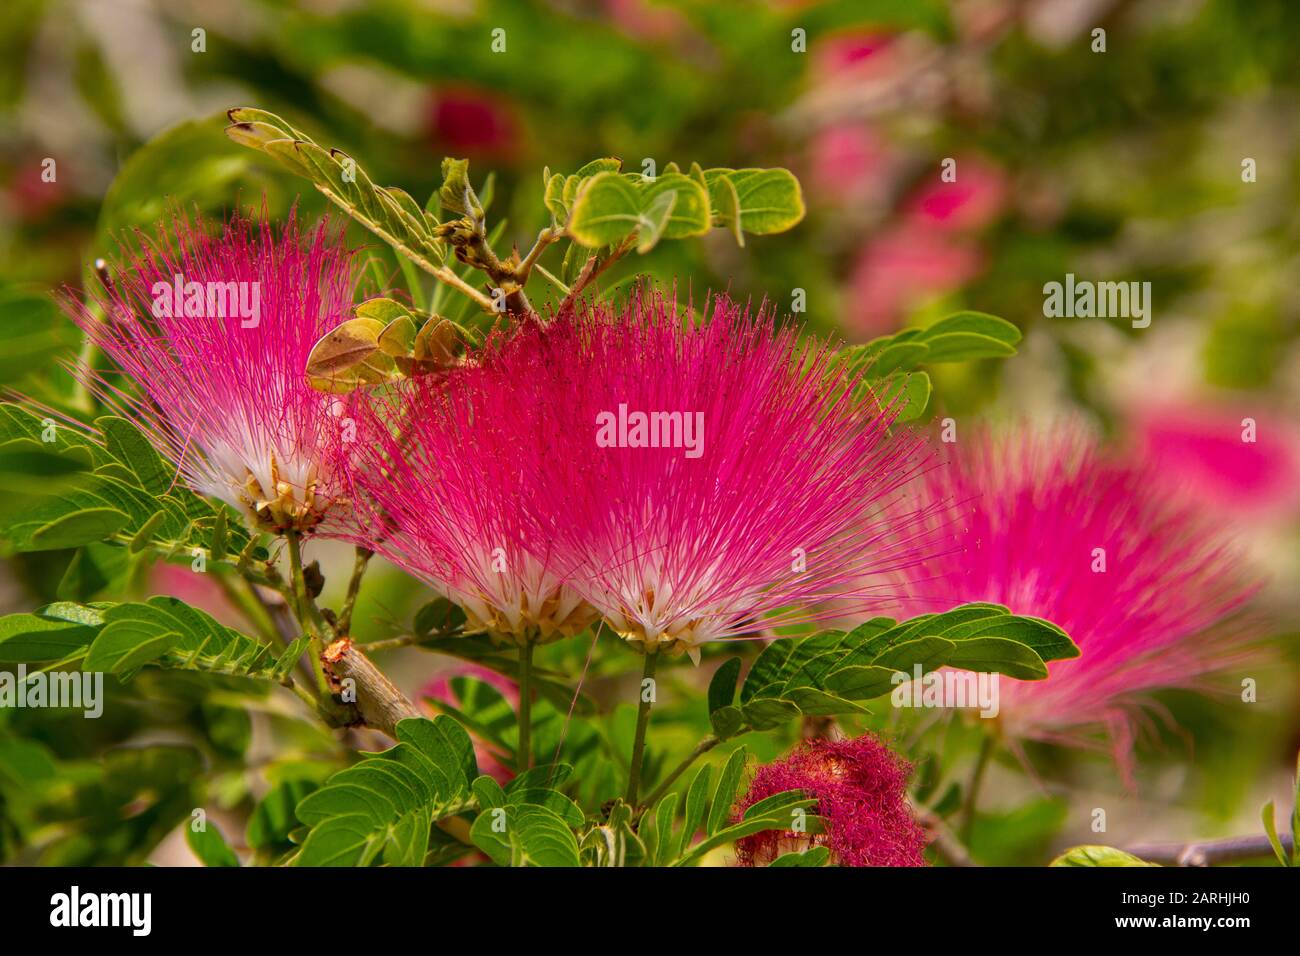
[732,603,1077,729]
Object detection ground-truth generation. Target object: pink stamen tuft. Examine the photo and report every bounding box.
[63,204,361,533]
[347,292,958,655]
[900,424,1262,775]
[734,734,928,867]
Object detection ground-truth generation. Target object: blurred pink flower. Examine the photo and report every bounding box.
[902,157,1008,232]
[806,124,894,204]
[905,425,1261,778]
[846,156,1007,337]
[811,32,896,84]
[847,223,983,337]
[1132,404,1300,522]
[5,159,68,221]
[734,734,928,867]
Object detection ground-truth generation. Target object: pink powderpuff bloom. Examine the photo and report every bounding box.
[1132,403,1300,522]
[66,206,361,534]
[810,31,897,85]
[806,124,897,207]
[528,293,955,663]
[734,734,928,867]
[903,425,1261,774]
[346,329,600,646]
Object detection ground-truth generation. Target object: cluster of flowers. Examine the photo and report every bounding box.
[69,208,1264,865]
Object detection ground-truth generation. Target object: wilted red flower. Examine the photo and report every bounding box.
[734,734,928,867]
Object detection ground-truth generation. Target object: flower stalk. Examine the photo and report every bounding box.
[517,641,535,772]
[625,649,659,807]
[337,546,373,635]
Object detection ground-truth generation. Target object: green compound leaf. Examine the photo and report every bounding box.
[295,716,479,867]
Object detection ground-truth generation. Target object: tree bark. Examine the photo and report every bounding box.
[321,638,420,739]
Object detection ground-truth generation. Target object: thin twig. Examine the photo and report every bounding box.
[285,531,332,697]
[517,226,561,278]
[561,234,636,310]
[1127,833,1294,867]
[915,805,977,867]
[321,637,421,739]
[640,734,721,810]
[336,546,373,635]
[361,633,429,653]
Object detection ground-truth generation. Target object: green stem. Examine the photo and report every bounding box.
[640,733,720,810]
[336,546,373,635]
[362,633,425,653]
[517,641,535,773]
[283,676,322,712]
[285,531,331,698]
[533,262,571,295]
[625,650,659,806]
[960,734,994,843]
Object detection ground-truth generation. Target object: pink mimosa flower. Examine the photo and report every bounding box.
[351,294,952,659]
[904,426,1261,773]
[67,207,360,534]
[347,329,599,645]
[1132,403,1300,522]
[734,734,928,867]
[531,294,953,663]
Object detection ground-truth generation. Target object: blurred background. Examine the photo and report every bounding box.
[0,0,1297,865]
